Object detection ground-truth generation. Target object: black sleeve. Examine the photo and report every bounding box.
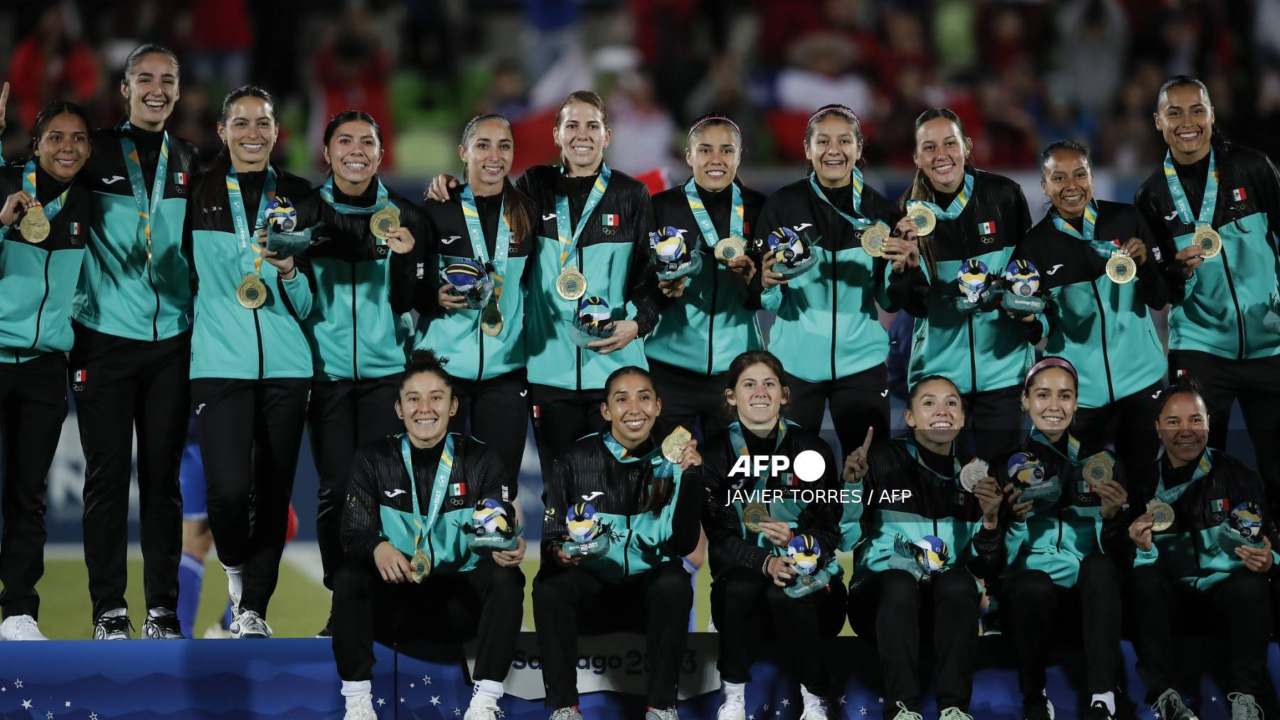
[663,465,704,557]
[1133,208,1170,309]
[1135,183,1187,304]
[795,440,842,560]
[540,457,572,558]
[1254,152,1280,254]
[1010,181,1033,242]
[967,525,1007,580]
[291,187,324,231]
[625,188,661,335]
[390,202,427,315]
[471,441,514,505]
[342,450,386,564]
[413,207,441,318]
[702,449,773,575]
[887,265,931,317]
[1100,457,1134,559]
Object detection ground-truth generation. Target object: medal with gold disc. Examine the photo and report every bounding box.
[410,530,432,583]
[1147,499,1175,533]
[743,503,771,534]
[480,298,504,337]
[556,267,587,301]
[1193,225,1222,259]
[662,425,693,464]
[860,222,889,257]
[1105,250,1137,284]
[1081,452,1115,487]
[906,204,937,237]
[714,236,747,264]
[370,204,401,242]
[237,273,268,310]
[19,207,50,243]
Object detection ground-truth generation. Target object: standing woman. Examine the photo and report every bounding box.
[753,104,910,458]
[72,44,201,640]
[842,375,1005,720]
[415,113,537,487]
[0,100,94,641]
[289,111,420,626]
[1015,140,1167,477]
[889,108,1034,461]
[702,351,845,720]
[644,114,766,437]
[994,358,1130,720]
[187,86,315,639]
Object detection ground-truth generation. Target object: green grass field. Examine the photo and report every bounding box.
[34,545,854,639]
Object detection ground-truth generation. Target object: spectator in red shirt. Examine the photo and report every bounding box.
[8,6,101,134]
[311,7,394,169]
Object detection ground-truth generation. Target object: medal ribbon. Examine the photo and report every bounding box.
[119,122,170,262]
[225,167,277,276]
[555,164,611,266]
[461,184,511,304]
[907,172,975,221]
[399,433,457,548]
[601,431,677,481]
[903,440,962,488]
[685,178,744,247]
[1163,149,1218,229]
[1029,429,1081,464]
[21,160,71,223]
[807,169,874,229]
[318,176,390,215]
[1155,448,1213,504]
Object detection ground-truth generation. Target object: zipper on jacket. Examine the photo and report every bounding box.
[253,308,265,380]
[1089,281,1116,404]
[350,259,360,380]
[623,513,632,576]
[28,252,53,351]
[1218,242,1247,359]
[575,246,584,392]
[706,256,718,376]
[830,249,838,381]
[966,314,977,392]
[1055,509,1064,551]
[149,257,161,341]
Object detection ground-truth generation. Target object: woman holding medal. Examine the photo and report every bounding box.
[753,104,904,458]
[644,115,766,436]
[1015,140,1168,480]
[287,111,420,626]
[415,113,537,489]
[888,108,1033,461]
[187,85,315,639]
[842,374,1005,720]
[992,358,1130,720]
[1135,75,1280,491]
[702,351,845,720]
[73,44,201,640]
[534,366,702,720]
[1126,380,1277,720]
[0,100,94,641]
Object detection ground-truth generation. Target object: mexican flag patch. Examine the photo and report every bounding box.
[601,214,621,227]
[977,220,997,235]
[1232,187,1247,202]
[449,482,468,497]
[173,172,188,186]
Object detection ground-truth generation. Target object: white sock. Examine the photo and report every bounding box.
[723,682,745,705]
[223,563,244,608]
[1090,691,1115,715]
[800,685,824,710]
[342,680,371,700]
[475,679,503,702]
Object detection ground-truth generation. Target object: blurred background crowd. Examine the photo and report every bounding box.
[0,0,1275,192]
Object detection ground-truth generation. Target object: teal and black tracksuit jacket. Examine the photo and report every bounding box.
[414,183,534,382]
[753,177,900,383]
[516,166,658,392]
[1015,200,1168,409]
[889,170,1034,394]
[645,179,766,377]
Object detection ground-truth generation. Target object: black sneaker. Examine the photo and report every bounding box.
[1084,701,1115,720]
[93,610,133,640]
[1152,689,1198,720]
[143,609,184,639]
[315,611,334,638]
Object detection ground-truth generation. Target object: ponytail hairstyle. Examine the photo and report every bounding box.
[803,104,865,167]
[195,85,276,208]
[687,113,743,149]
[554,90,609,169]
[122,43,180,84]
[458,112,535,244]
[903,107,971,281]
[1155,74,1228,151]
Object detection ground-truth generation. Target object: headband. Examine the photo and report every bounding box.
[1023,357,1078,393]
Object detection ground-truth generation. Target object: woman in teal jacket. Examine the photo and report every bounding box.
[288,110,420,614]
[187,86,314,639]
[0,100,94,641]
[415,113,537,490]
[992,358,1130,720]
[889,108,1034,461]
[754,104,907,458]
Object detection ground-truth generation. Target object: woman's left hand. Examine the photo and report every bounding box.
[587,319,639,353]
[385,226,415,255]
[756,519,792,549]
[492,537,527,567]
[678,438,702,470]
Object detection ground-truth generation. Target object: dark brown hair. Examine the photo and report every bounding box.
[602,365,672,511]
[721,350,789,419]
[556,90,608,128]
[194,85,277,208]
[458,113,535,243]
[30,100,92,156]
[904,108,970,280]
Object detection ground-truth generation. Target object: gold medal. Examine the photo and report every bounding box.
[1105,252,1137,284]
[906,204,937,237]
[1193,225,1222,259]
[480,298,504,337]
[236,274,268,309]
[714,236,747,263]
[661,425,692,464]
[860,222,889,258]
[410,547,432,583]
[556,267,587,301]
[369,204,401,242]
[1147,500,1175,533]
[743,503,770,533]
[1082,452,1115,487]
[19,209,50,243]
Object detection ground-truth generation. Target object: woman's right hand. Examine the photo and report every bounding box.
[424,174,459,203]
[765,555,795,587]
[1129,513,1154,551]
[842,427,873,483]
[0,191,36,226]
[437,284,468,311]
[760,256,787,288]
[373,542,414,584]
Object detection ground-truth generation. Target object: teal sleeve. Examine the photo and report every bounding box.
[1005,520,1029,564]
[761,284,783,313]
[280,271,313,318]
[1134,544,1159,567]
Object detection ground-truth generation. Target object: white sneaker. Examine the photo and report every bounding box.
[344,694,377,720]
[798,701,827,720]
[716,699,745,720]
[230,610,272,639]
[0,615,47,641]
[465,694,499,720]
